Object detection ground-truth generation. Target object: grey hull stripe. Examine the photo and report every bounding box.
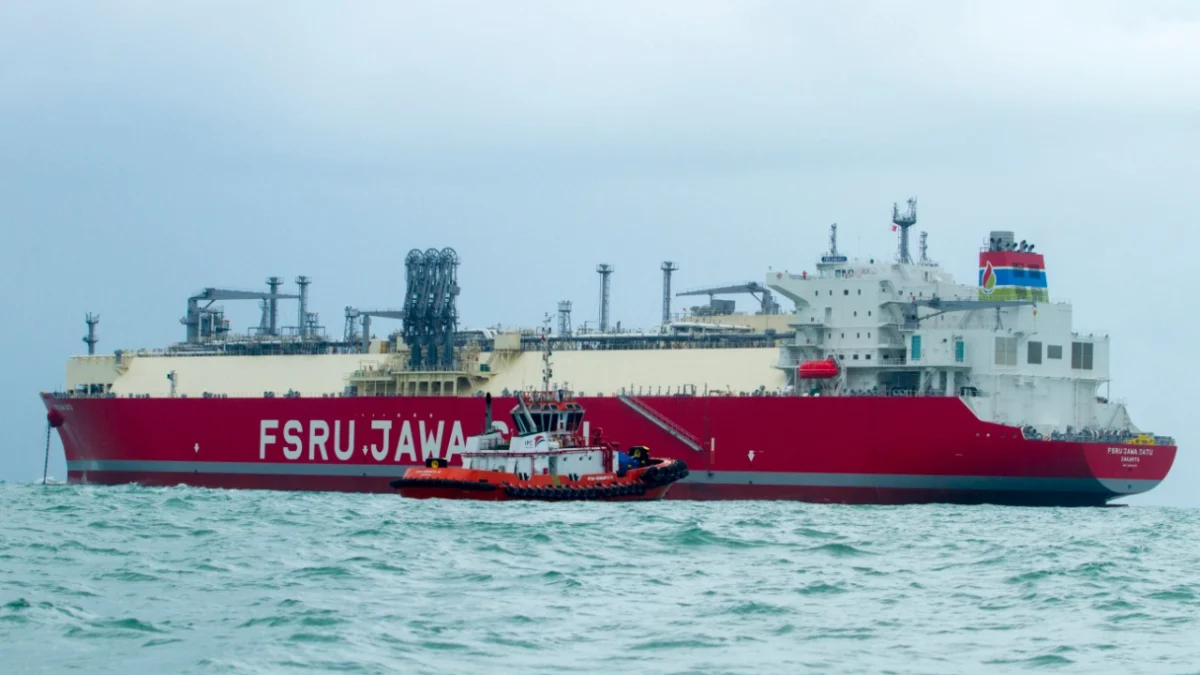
[69,460,410,478]
[67,460,1159,495]
[685,470,1159,495]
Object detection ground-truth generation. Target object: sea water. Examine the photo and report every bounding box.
[1,483,1197,674]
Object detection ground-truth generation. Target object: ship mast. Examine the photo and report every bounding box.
[892,197,918,264]
[541,314,553,392]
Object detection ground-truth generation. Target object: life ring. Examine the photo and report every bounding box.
[425,457,446,469]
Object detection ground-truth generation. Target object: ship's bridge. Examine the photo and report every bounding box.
[511,393,586,436]
[759,219,1136,439]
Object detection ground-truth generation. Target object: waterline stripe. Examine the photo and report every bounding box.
[67,460,1157,494]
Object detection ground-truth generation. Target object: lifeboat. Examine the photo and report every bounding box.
[389,392,689,501]
[797,358,839,379]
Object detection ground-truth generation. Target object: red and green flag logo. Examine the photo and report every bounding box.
[981,261,997,294]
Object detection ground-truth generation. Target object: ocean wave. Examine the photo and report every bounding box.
[0,483,1197,674]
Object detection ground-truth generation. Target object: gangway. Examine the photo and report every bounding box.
[617,395,704,453]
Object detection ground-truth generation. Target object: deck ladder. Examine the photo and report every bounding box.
[617,395,704,453]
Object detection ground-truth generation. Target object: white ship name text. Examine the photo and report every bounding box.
[258,419,467,463]
[1106,447,1154,456]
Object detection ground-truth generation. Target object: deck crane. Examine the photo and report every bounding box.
[344,308,406,352]
[676,282,781,315]
[182,287,299,343]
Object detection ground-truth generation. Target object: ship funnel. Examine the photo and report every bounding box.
[979,232,1048,302]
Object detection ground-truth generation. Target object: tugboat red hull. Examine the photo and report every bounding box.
[390,458,688,501]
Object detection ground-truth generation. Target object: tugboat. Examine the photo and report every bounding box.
[389,332,688,502]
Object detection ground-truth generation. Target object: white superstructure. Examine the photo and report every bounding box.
[768,225,1130,437]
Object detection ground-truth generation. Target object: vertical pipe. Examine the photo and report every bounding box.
[83,313,99,355]
[267,276,281,336]
[42,420,51,485]
[296,276,310,338]
[661,262,678,328]
[597,264,612,332]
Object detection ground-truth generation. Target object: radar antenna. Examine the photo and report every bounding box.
[892,197,918,264]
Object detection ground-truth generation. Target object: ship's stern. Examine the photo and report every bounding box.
[1083,440,1176,502]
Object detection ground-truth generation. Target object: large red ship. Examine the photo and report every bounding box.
[42,204,1177,505]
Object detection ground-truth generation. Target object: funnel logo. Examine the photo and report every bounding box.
[981,261,997,294]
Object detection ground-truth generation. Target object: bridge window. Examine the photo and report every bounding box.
[1028,341,1042,365]
[1071,342,1094,370]
[1047,345,1063,360]
[844,290,849,295]
[995,337,1017,366]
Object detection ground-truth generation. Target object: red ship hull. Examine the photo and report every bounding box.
[41,393,1175,506]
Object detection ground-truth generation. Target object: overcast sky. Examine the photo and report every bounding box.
[1,1,1196,506]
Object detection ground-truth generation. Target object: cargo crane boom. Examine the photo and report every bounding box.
[676,282,780,315]
[182,287,300,343]
[345,308,406,352]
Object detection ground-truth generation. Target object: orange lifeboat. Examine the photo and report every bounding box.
[798,358,839,379]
